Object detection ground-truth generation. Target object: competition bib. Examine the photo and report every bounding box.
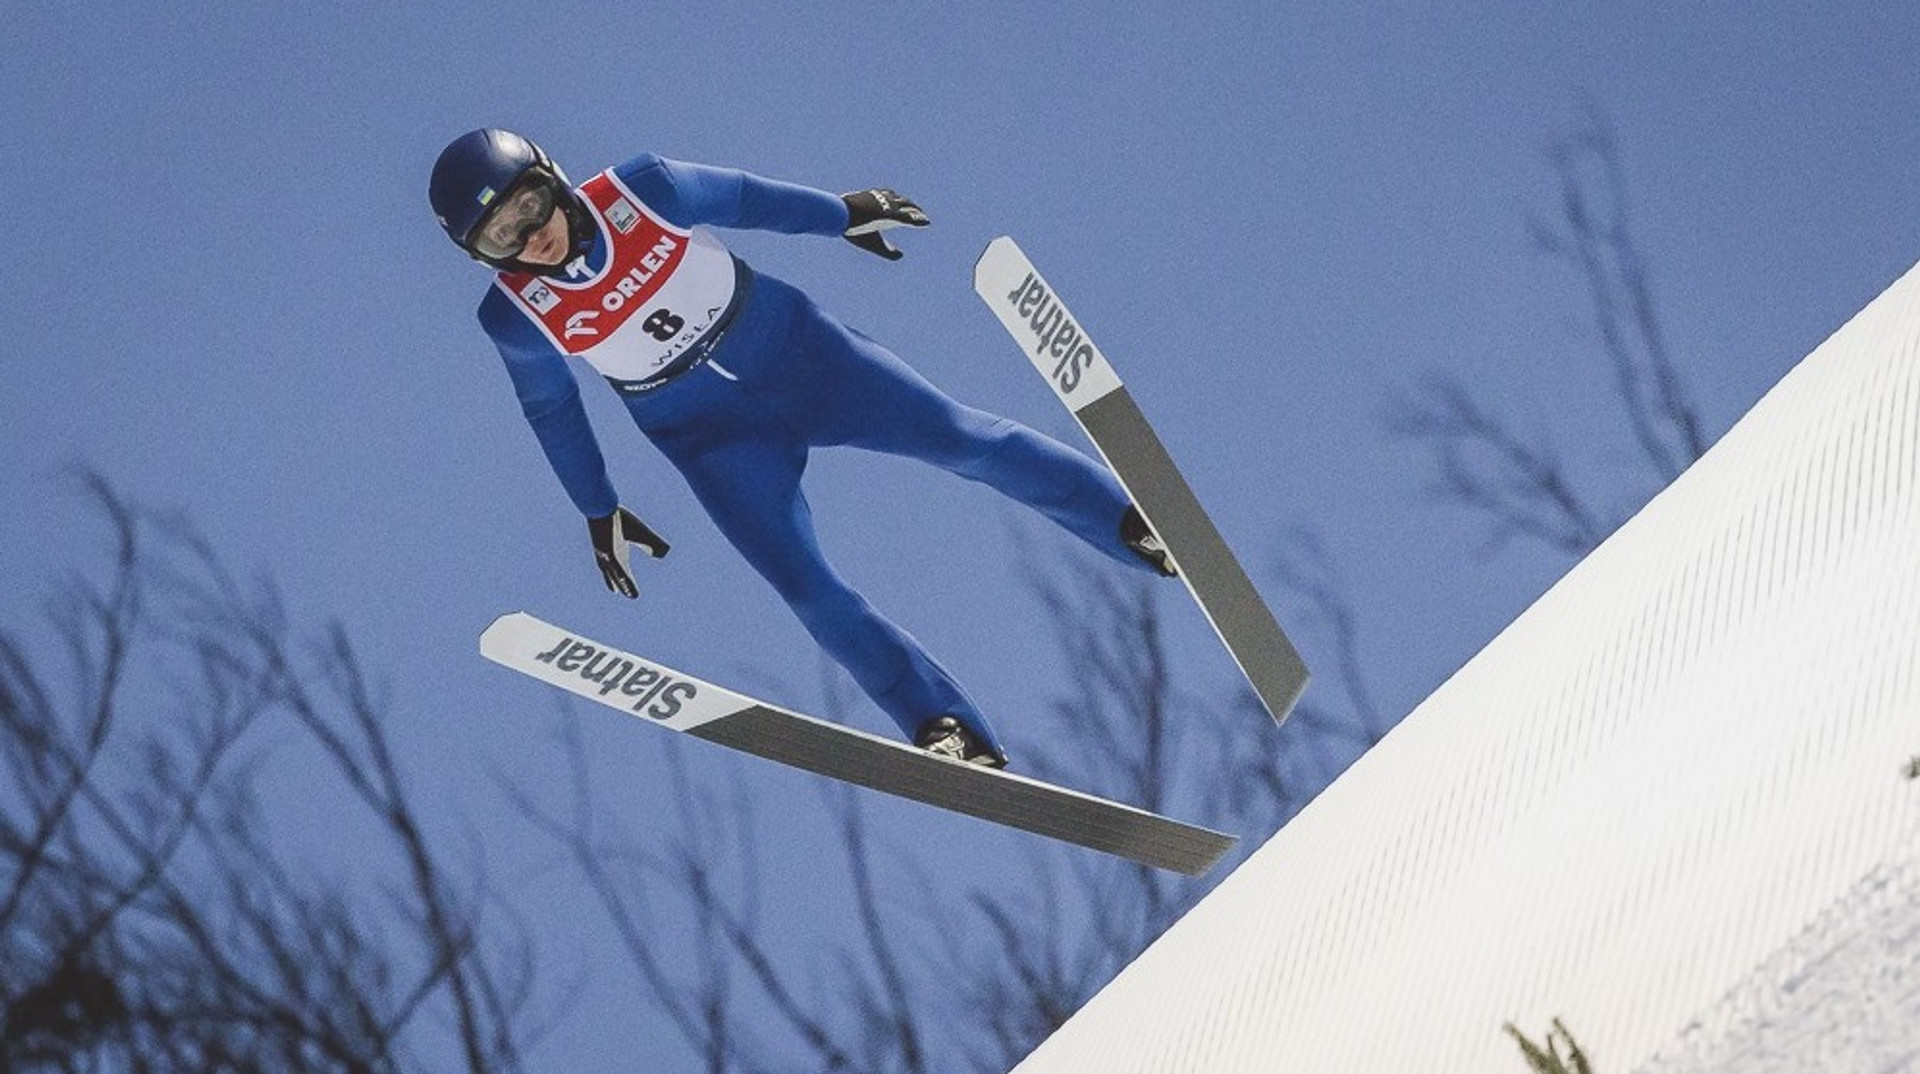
[495,171,739,382]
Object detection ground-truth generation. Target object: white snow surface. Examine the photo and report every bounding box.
[1635,847,1920,1074]
[1013,262,1920,1074]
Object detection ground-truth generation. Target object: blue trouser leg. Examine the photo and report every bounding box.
[625,269,1154,753]
[658,429,994,751]
[780,322,1155,576]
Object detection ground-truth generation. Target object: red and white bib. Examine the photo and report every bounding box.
[495,171,739,382]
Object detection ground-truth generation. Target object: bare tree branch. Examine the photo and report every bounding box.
[1,474,534,1072]
[1536,108,1707,478]
[1397,110,1711,561]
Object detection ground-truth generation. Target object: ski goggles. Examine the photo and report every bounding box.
[468,172,560,261]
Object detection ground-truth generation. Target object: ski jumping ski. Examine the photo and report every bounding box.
[480,612,1236,875]
[974,236,1310,725]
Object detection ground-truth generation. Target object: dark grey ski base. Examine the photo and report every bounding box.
[1076,386,1310,723]
[481,612,1235,875]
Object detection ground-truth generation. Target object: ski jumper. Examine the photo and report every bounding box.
[477,154,1157,753]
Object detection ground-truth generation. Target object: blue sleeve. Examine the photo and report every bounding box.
[478,289,620,519]
[613,153,850,237]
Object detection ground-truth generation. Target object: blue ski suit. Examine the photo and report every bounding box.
[477,153,1156,754]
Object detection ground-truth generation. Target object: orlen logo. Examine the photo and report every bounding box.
[533,634,698,721]
[1005,272,1098,395]
[565,310,600,339]
[597,235,680,313]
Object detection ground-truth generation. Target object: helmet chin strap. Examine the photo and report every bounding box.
[557,191,597,269]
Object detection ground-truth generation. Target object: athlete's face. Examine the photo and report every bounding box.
[469,176,570,267]
[515,208,569,266]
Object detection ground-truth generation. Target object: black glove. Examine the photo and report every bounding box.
[841,188,929,261]
[588,507,670,599]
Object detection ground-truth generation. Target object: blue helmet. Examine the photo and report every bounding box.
[429,128,593,275]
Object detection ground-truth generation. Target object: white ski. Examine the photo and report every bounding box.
[481,612,1235,875]
[974,236,1310,725]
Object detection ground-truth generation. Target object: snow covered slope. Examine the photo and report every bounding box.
[1014,260,1920,1073]
[1634,853,1920,1073]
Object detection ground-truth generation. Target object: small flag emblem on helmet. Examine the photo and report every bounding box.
[477,186,496,206]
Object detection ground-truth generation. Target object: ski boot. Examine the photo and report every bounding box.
[915,716,1008,769]
[1121,506,1178,578]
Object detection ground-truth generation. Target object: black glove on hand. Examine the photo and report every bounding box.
[588,507,670,599]
[841,188,929,261]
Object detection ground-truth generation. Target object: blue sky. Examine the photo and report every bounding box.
[6,3,1917,1067]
